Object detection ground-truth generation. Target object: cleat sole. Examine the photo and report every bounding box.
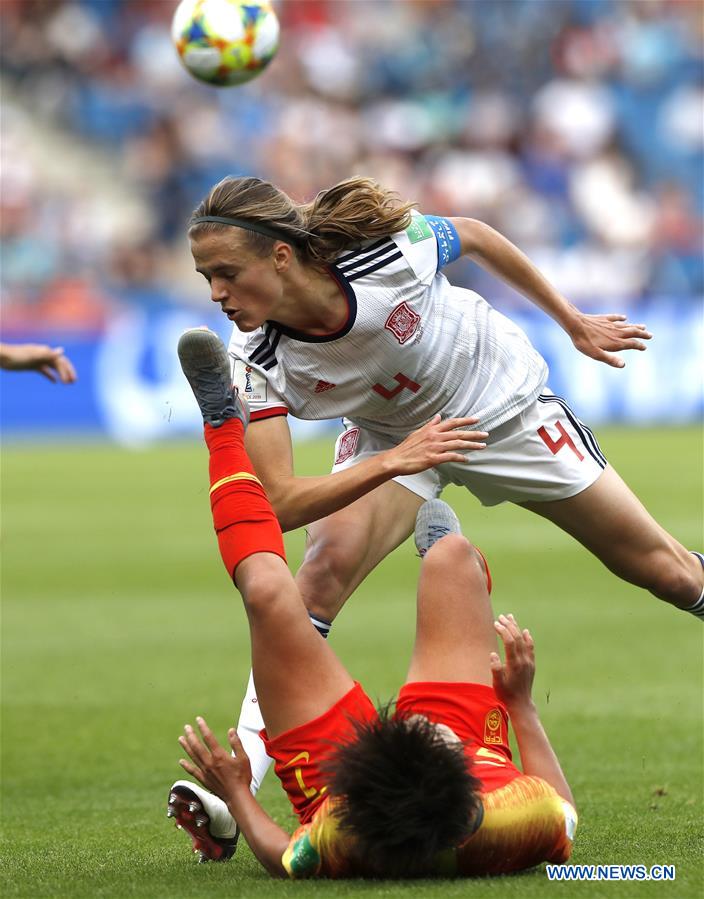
[166,784,238,862]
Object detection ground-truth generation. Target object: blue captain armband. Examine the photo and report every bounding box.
[425,215,462,269]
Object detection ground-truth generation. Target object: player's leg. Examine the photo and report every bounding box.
[173,329,353,859]
[234,553,354,737]
[236,460,424,786]
[294,425,433,622]
[520,465,703,613]
[178,328,354,735]
[405,503,496,686]
[296,479,425,622]
[441,391,702,616]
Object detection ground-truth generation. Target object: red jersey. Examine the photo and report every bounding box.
[274,681,577,878]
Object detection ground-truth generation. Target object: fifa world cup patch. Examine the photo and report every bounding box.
[335,428,359,465]
[384,302,421,345]
[483,708,506,745]
[405,214,433,244]
[233,361,268,403]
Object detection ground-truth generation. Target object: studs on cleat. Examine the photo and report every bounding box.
[167,783,239,864]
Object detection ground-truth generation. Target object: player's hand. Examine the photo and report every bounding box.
[489,614,536,711]
[387,415,488,476]
[178,716,252,802]
[568,311,651,369]
[0,343,78,383]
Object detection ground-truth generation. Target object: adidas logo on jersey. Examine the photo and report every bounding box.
[314,380,336,393]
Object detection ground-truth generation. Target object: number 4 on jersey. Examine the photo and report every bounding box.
[537,421,584,461]
[372,372,421,400]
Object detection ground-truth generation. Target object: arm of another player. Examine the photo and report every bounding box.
[245,413,487,533]
[179,717,289,878]
[0,342,78,382]
[450,217,651,369]
[489,614,575,808]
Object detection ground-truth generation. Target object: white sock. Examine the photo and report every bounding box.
[685,553,704,620]
[235,670,269,795]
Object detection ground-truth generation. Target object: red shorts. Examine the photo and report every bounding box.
[396,681,521,792]
[261,682,378,824]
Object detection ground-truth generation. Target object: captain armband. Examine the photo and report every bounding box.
[425,215,462,268]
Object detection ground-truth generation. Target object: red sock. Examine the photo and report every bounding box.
[204,420,286,579]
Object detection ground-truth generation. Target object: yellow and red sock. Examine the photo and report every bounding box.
[204,420,286,579]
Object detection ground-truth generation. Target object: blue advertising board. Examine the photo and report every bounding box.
[1,299,701,446]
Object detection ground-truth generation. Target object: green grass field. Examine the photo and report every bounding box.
[1,427,702,898]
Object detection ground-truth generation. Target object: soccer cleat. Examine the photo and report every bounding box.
[167,780,239,863]
[414,498,462,557]
[177,328,250,429]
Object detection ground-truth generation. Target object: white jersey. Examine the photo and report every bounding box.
[229,212,548,441]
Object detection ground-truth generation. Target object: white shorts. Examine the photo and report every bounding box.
[331,390,608,507]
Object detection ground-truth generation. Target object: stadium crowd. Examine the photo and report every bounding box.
[1,0,702,332]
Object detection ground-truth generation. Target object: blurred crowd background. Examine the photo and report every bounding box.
[2,0,703,324]
[0,0,702,440]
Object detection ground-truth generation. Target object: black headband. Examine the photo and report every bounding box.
[190,215,302,244]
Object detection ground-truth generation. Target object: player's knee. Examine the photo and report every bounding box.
[424,535,489,592]
[645,549,702,605]
[296,536,362,618]
[424,534,479,572]
[241,567,292,619]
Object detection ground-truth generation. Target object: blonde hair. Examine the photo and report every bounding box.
[189,176,415,267]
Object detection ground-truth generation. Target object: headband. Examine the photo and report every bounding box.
[191,215,303,244]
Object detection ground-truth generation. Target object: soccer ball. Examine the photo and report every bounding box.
[172,0,279,87]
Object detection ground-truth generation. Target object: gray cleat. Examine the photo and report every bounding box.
[414,499,462,557]
[177,328,250,429]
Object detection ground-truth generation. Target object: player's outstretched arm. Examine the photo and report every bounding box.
[0,342,78,382]
[246,413,487,532]
[490,614,575,808]
[450,217,652,369]
[179,717,289,877]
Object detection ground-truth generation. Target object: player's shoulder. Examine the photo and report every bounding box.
[228,322,284,374]
[332,211,443,288]
[333,234,407,284]
[282,820,321,879]
[485,773,563,806]
[483,774,577,836]
[395,211,461,268]
[455,775,577,874]
[282,798,350,879]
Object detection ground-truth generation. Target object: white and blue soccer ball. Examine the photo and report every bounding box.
[172,0,279,87]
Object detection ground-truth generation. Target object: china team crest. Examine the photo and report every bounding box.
[384,302,420,345]
[483,708,505,745]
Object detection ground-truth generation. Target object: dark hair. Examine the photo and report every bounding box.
[324,705,482,878]
[189,175,415,267]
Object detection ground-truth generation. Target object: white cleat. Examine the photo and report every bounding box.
[167,780,239,862]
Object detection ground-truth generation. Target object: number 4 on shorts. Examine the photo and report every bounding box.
[537,421,584,461]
